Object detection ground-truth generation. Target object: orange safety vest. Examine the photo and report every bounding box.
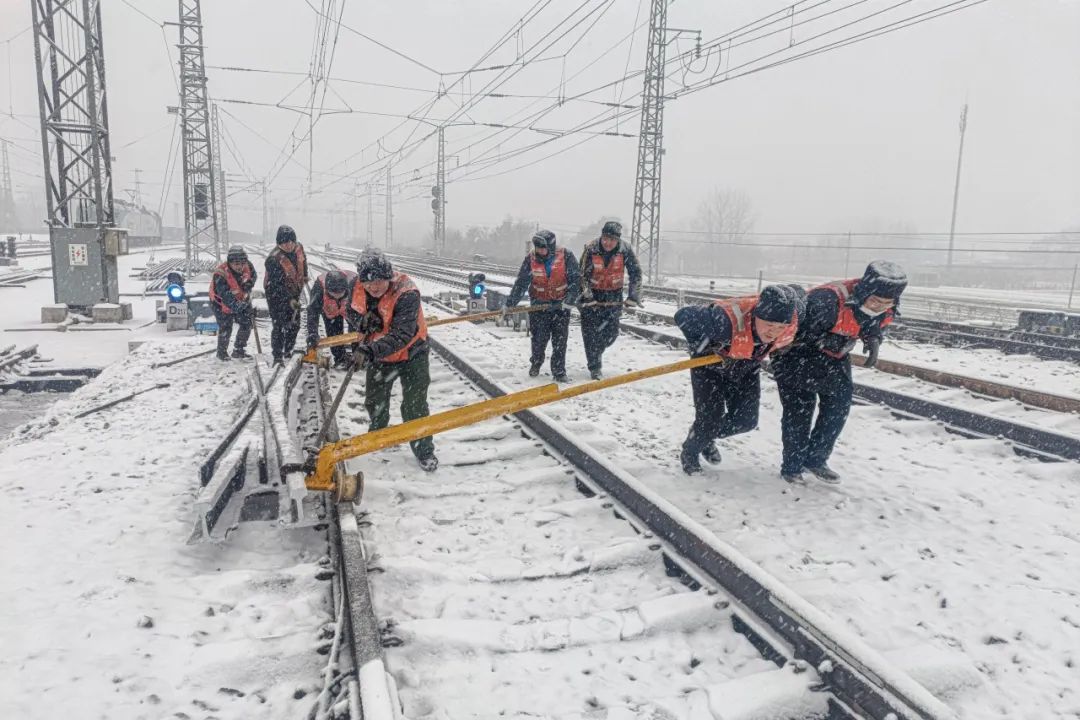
[589,249,625,291]
[317,270,356,319]
[529,248,569,301]
[713,296,797,360]
[264,245,307,295]
[815,278,894,358]
[349,271,428,363]
[209,262,253,314]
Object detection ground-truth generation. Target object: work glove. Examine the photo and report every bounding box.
[579,293,597,308]
[352,343,375,369]
[548,301,564,313]
[862,337,882,368]
[234,301,252,317]
[289,298,301,311]
[624,298,641,309]
[358,311,383,334]
[306,333,319,351]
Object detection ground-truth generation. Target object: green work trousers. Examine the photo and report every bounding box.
[364,350,434,459]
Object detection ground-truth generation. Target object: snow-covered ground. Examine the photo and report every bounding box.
[1,248,338,719]
[0,339,330,719]
[413,279,1080,719]
[0,245,195,368]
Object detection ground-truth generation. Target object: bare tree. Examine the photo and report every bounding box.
[689,188,756,275]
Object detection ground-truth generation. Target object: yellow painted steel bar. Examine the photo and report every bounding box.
[305,354,722,491]
[303,301,631,363]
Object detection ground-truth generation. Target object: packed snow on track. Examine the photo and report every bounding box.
[419,292,1080,719]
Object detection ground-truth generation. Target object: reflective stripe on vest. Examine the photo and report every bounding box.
[529,248,568,301]
[265,245,307,294]
[349,271,428,363]
[815,277,893,358]
[590,251,625,291]
[318,270,356,319]
[209,262,252,314]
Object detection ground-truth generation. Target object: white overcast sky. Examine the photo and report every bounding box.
[1,0,1078,244]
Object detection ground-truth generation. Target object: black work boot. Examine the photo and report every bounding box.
[589,368,603,381]
[216,349,231,361]
[528,361,542,377]
[417,454,439,472]
[231,347,251,360]
[680,444,703,475]
[781,471,805,484]
[805,463,841,484]
[702,442,722,465]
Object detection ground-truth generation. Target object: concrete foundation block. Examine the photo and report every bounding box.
[92,303,123,323]
[41,304,69,324]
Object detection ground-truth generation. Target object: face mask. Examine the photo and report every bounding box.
[859,304,886,318]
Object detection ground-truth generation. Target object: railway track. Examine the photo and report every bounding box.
[289,335,965,719]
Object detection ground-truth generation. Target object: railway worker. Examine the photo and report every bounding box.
[772,260,907,484]
[578,220,643,380]
[503,229,580,382]
[347,248,438,472]
[209,246,258,361]
[306,268,357,369]
[674,285,801,475]
[264,224,309,365]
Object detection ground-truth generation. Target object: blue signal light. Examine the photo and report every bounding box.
[166,283,185,303]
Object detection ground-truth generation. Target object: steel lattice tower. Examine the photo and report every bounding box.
[630,0,669,282]
[211,103,228,249]
[177,0,219,269]
[30,0,114,229]
[0,140,17,231]
[31,0,121,305]
[433,127,446,253]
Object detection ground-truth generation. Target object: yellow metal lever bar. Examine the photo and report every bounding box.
[304,354,722,492]
[302,301,630,364]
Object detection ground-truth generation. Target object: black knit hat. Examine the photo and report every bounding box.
[601,220,622,238]
[857,260,907,301]
[226,245,247,262]
[276,224,297,245]
[532,229,556,251]
[356,247,394,282]
[325,269,350,295]
[754,285,797,324]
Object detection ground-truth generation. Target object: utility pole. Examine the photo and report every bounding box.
[176,0,219,271]
[946,104,968,273]
[211,103,228,248]
[385,164,393,249]
[30,0,123,306]
[132,168,143,206]
[351,179,360,243]
[433,126,446,254]
[366,181,374,246]
[261,180,269,245]
[0,139,17,231]
[630,0,671,283]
